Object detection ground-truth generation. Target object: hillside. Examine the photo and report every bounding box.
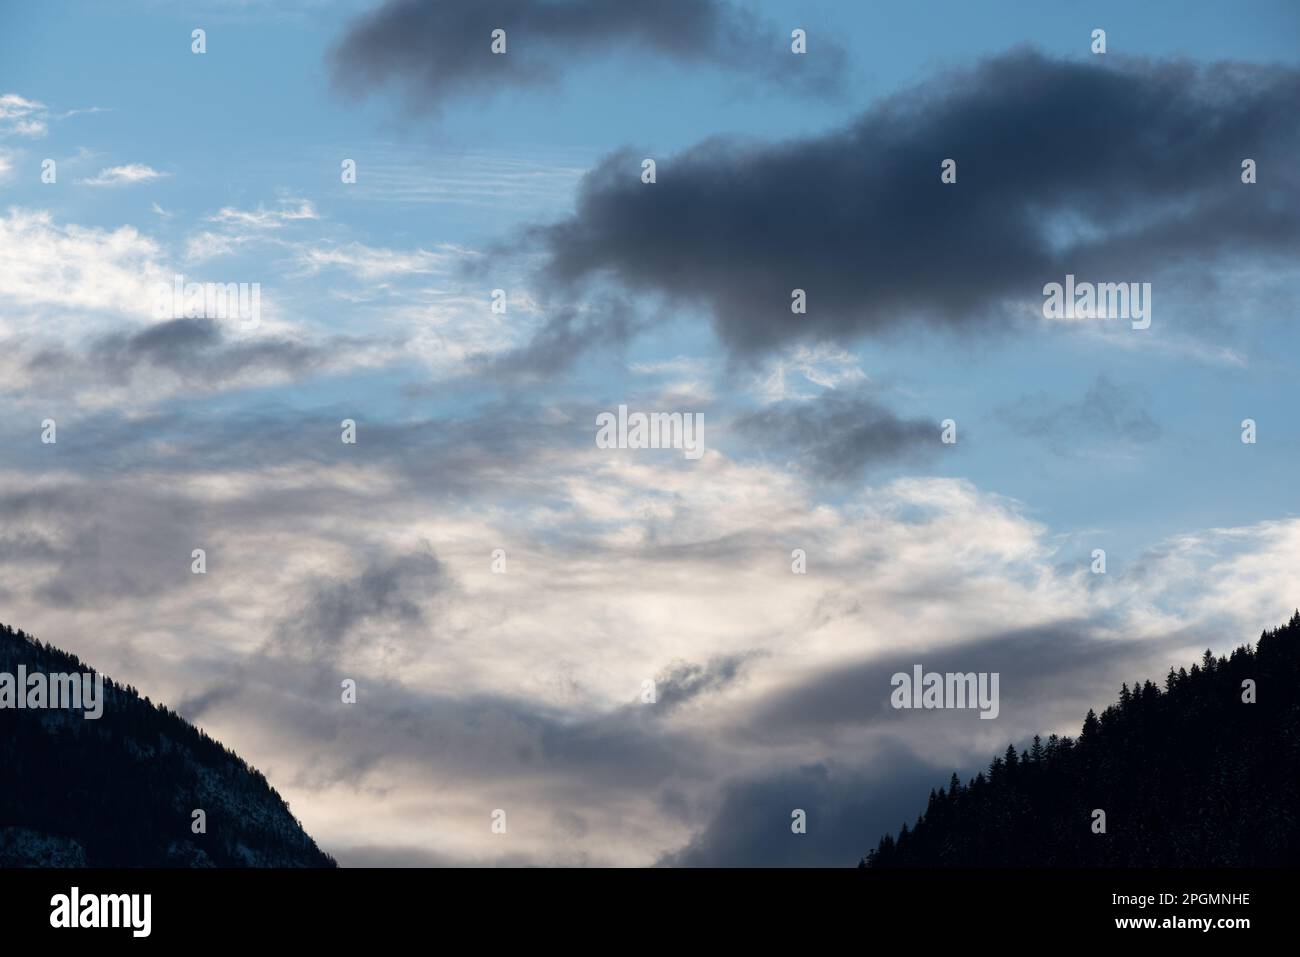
[0,622,335,867]
[863,613,1300,867]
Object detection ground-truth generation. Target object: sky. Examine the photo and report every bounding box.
[1,0,1298,866]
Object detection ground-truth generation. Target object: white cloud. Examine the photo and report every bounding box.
[0,93,47,137]
[184,229,250,262]
[0,207,167,321]
[55,106,113,121]
[757,343,869,402]
[0,208,421,411]
[293,240,464,279]
[184,199,319,262]
[80,163,167,187]
[209,198,318,229]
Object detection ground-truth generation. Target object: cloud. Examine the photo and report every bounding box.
[472,295,646,381]
[997,374,1161,453]
[531,50,1300,358]
[209,199,319,229]
[329,0,846,113]
[654,652,760,713]
[184,231,253,263]
[271,547,448,666]
[744,621,1183,744]
[0,93,48,137]
[0,208,166,320]
[175,680,245,723]
[659,754,943,867]
[83,317,327,383]
[185,199,321,263]
[329,844,479,867]
[0,95,109,137]
[80,163,167,187]
[0,209,413,409]
[293,241,463,279]
[54,106,113,121]
[734,388,937,481]
[2,383,1298,865]
[10,317,393,413]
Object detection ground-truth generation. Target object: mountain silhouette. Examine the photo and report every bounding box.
[863,612,1300,867]
[0,622,335,867]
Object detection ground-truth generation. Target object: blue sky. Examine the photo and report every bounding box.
[2,0,1299,865]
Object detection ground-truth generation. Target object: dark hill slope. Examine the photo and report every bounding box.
[863,613,1300,867]
[0,622,335,867]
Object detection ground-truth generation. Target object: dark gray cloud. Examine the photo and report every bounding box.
[331,843,470,867]
[735,389,937,480]
[0,482,208,608]
[533,50,1300,357]
[654,652,759,712]
[162,647,731,849]
[271,548,448,663]
[997,373,1161,451]
[332,842,571,867]
[659,751,943,867]
[330,0,845,112]
[744,620,1193,746]
[0,398,572,503]
[175,680,245,724]
[470,296,649,383]
[23,318,340,388]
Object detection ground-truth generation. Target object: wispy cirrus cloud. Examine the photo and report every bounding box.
[292,240,470,279]
[0,93,48,137]
[0,94,111,137]
[80,163,167,187]
[185,199,319,262]
[209,198,319,229]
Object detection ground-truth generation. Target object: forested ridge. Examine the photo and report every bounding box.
[0,622,335,867]
[863,613,1300,867]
